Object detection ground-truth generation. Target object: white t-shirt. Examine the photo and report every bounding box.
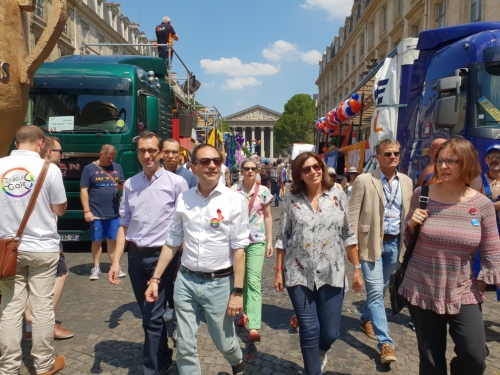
[0,150,67,252]
[219,164,228,186]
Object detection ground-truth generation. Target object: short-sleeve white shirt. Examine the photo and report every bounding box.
[0,150,67,252]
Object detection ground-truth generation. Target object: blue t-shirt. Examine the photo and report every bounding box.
[80,162,124,218]
[175,166,198,189]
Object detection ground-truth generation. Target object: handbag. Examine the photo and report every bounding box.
[0,160,51,278]
[388,185,429,316]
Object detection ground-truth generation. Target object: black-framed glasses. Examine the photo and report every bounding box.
[301,163,321,174]
[51,149,63,154]
[164,150,180,155]
[486,154,500,160]
[195,157,222,167]
[434,158,460,167]
[137,148,160,156]
[242,167,258,172]
[378,152,400,157]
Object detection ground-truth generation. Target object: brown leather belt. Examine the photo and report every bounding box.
[383,233,399,241]
[180,265,233,279]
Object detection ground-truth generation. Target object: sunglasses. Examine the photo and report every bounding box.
[378,152,400,157]
[242,167,258,171]
[195,157,222,167]
[301,163,322,174]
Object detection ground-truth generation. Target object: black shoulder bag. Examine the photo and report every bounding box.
[388,185,429,316]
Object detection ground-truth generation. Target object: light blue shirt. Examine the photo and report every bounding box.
[380,170,402,236]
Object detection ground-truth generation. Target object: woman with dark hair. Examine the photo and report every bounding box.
[232,158,273,343]
[401,138,500,375]
[274,152,363,375]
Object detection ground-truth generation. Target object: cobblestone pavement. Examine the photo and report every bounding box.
[17,206,500,375]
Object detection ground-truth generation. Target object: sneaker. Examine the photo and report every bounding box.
[236,314,248,327]
[408,321,415,331]
[232,360,245,375]
[118,269,127,278]
[380,344,397,364]
[247,330,261,342]
[54,323,74,340]
[320,353,328,373]
[89,266,101,280]
[359,321,377,340]
[38,355,65,375]
[163,308,174,323]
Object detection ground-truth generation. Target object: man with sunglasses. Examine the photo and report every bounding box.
[109,131,188,375]
[349,138,413,365]
[144,143,249,375]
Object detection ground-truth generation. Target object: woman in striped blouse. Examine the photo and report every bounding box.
[400,138,500,375]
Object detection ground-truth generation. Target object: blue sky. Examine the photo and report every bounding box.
[117,0,353,117]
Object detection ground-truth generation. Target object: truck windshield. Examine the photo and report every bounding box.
[25,88,132,134]
[476,63,500,128]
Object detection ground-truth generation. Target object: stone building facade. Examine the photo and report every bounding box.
[316,0,499,141]
[30,0,154,61]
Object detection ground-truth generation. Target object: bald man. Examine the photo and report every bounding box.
[80,145,126,280]
[417,138,446,186]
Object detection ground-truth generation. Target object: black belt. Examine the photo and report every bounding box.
[129,242,162,253]
[180,265,233,279]
[383,233,399,241]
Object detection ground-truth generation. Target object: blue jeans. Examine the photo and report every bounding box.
[174,268,242,375]
[270,183,280,207]
[128,244,172,375]
[360,238,400,350]
[287,284,344,375]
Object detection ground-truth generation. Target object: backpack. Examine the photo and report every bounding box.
[270,167,279,183]
[260,165,270,182]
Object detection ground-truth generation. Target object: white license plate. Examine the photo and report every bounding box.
[60,234,80,241]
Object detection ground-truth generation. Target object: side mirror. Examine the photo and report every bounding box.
[435,76,461,129]
[132,136,139,144]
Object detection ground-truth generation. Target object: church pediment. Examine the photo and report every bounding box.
[224,105,281,122]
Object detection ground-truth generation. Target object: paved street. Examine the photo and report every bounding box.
[17,206,500,375]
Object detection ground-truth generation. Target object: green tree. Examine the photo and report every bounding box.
[219,119,232,133]
[274,94,317,154]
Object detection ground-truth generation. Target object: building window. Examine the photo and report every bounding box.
[412,23,421,37]
[380,7,387,32]
[360,34,364,57]
[81,26,88,45]
[368,23,374,46]
[437,2,446,28]
[394,0,403,17]
[112,14,116,28]
[35,0,43,17]
[352,51,356,67]
[470,0,482,22]
[345,57,349,73]
[63,23,68,35]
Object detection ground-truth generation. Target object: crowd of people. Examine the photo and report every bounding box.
[0,126,499,375]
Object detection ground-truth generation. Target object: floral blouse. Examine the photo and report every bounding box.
[232,182,273,244]
[275,186,357,291]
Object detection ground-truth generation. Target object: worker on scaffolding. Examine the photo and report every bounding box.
[156,16,178,67]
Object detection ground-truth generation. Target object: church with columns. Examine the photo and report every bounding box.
[224,105,281,159]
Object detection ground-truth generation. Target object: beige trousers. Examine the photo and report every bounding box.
[0,251,59,375]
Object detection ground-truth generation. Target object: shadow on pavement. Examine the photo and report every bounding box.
[484,319,500,343]
[91,340,148,374]
[69,262,112,276]
[261,303,294,329]
[107,302,142,329]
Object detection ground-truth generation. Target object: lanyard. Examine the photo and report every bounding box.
[383,177,399,209]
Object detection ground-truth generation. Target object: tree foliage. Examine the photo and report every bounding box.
[274,94,316,154]
[219,120,232,133]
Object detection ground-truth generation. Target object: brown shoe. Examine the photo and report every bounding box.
[380,344,396,364]
[54,324,74,340]
[38,355,65,375]
[359,321,377,340]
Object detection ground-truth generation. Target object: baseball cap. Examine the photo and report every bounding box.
[486,144,500,155]
[264,159,270,164]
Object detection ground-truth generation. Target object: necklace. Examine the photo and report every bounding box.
[487,172,500,186]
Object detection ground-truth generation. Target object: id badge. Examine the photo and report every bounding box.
[385,209,398,219]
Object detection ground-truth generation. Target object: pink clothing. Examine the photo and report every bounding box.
[399,187,500,314]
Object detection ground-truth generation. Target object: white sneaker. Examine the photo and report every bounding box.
[118,269,127,278]
[163,308,174,322]
[320,353,327,373]
[89,266,101,280]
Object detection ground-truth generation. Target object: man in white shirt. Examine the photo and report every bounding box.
[0,126,67,375]
[145,144,249,375]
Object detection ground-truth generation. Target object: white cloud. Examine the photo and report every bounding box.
[201,80,216,89]
[301,50,323,64]
[299,0,352,20]
[200,57,279,77]
[262,40,299,61]
[222,77,262,90]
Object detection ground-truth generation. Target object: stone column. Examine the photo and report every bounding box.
[260,127,265,158]
[251,127,255,143]
[242,126,247,140]
[270,127,274,159]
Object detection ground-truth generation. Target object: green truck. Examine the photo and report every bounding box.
[24,55,195,242]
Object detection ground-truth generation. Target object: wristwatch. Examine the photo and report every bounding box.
[233,287,244,295]
[354,264,361,269]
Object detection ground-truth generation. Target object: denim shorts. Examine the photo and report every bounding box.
[90,216,120,241]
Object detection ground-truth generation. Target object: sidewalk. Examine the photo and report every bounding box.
[16,206,500,374]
